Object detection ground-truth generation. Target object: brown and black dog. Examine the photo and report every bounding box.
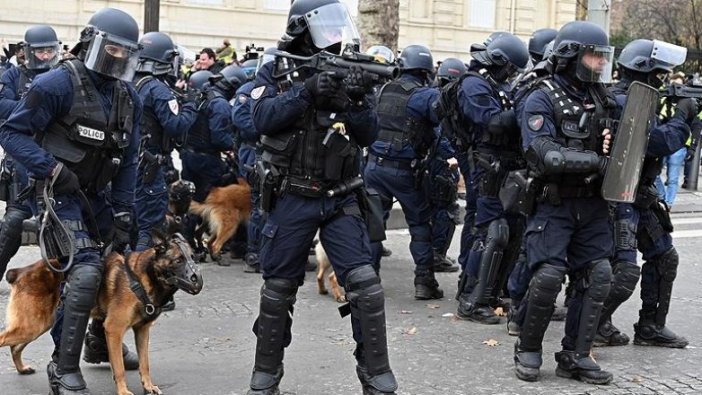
[315,242,346,303]
[0,231,203,395]
[189,178,251,261]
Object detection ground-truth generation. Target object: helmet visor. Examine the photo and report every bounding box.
[304,3,360,52]
[651,40,687,70]
[26,42,60,70]
[576,45,614,83]
[84,33,140,81]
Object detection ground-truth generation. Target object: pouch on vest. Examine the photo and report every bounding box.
[260,132,299,168]
[323,132,357,181]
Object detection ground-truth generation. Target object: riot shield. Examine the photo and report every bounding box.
[602,81,659,202]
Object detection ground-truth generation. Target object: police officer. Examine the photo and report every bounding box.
[133,31,199,252]
[428,58,465,273]
[181,65,246,259]
[364,44,445,299]
[0,8,142,394]
[514,21,616,384]
[247,0,397,393]
[0,25,60,279]
[593,39,692,349]
[453,33,529,324]
[231,48,276,273]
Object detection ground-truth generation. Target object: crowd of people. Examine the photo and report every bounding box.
[0,0,699,394]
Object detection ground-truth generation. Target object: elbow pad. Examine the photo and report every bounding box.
[544,149,602,174]
[487,109,517,135]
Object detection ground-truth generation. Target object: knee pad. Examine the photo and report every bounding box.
[65,265,102,312]
[612,261,641,295]
[655,248,679,282]
[345,265,383,304]
[586,259,612,303]
[528,264,566,306]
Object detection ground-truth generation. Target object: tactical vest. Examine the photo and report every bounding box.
[376,79,432,157]
[135,75,173,154]
[467,70,518,148]
[38,59,133,193]
[16,66,32,99]
[186,89,224,152]
[259,58,358,184]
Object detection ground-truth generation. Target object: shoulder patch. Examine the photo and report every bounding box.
[238,94,248,104]
[250,86,266,100]
[168,99,179,115]
[528,115,544,132]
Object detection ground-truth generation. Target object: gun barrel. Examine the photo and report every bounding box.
[332,58,400,79]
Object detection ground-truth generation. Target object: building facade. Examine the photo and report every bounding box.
[1,0,576,61]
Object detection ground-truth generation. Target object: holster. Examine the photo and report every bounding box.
[652,200,674,233]
[140,151,161,184]
[476,154,503,197]
[357,187,387,243]
[35,180,75,260]
[412,158,427,190]
[429,173,458,205]
[499,169,534,216]
[256,160,281,213]
[0,158,11,202]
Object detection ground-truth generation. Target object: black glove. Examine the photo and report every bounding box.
[304,71,341,97]
[675,98,699,123]
[184,90,204,110]
[50,164,80,195]
[685,146,696,162]
[111,212,133,251]
[344,66,373,102]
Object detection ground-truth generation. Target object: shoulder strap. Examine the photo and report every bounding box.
[135,75,155,92]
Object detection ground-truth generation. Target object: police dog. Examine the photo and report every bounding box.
[0,230,203,395]
[188,178,251,261]
[168,179,196,221]
[315,242,345,303]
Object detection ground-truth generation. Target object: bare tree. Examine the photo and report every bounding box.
[356,0,400,52]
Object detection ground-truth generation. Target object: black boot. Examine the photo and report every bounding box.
[633,310,688,348]
[593,319,629,347]
[82,321,139,370]
[555,350,613,385]
[506,303,521,336]
[414,272,444,300]
[433,252,459,273]
[513,339,541,382]
[248,278,298,395]
[347,266,398,395]
[244,252,261,273]
[456,295,499,324]
[47,361,90,395]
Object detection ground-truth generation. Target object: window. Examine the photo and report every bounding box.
[470,0,496,28]
[264,0,289,11]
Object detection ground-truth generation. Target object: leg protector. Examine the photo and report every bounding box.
[469,218,509,306]
[0,206,30,275]
[653,247,679,326]
[568,260,612,355]
[57,265,101,374]
[594,261,639,347]
[518,264,566,352]
[250,278,298,392]
[346,265,397,394]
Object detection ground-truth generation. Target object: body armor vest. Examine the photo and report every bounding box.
[376,79,432,157]
[468,70,518,149]
[16,66,32,99]
[186,89,224,152]
[259,58,358,184]
[135,75,172,154]
[39,59,133,193]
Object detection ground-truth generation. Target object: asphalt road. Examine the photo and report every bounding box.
[2,216,702,395]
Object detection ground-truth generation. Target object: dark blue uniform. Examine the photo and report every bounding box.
[133,75,198,250]
[426,138,460,263]
[0,64,141,348]
[364,74,440,278]
[232,80,264,262]
[181,87,235,202]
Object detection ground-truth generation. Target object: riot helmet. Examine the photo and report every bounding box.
[366,45,395,64]
[399,45,434,73]
[552,21,614,83]
[283,0,360,55]
[136,32,179,76]
[188,70,214,92]
[76,7,141,81]
[617,39,687,88]
[211,65,248,100]
[241,59,258,81]
[528,28,557,62]
[24,25,61,71]
[437,57,467,87]
[471,33,529,82]
[256,47,277,74]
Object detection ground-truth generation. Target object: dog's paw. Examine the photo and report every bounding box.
[143,385,162,395]
[335,294,347,303]
[17,366,35,375]
[318,288,328,295]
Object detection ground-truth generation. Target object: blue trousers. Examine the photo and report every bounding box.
[135,165,168,251]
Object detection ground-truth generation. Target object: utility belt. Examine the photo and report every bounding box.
[367,153,416,171]
[281,175,365,199]
[536,182,596,206]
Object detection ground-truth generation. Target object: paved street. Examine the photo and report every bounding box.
[2,214,702,395]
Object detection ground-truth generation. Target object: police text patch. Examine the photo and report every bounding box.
[251,86,265,100]
[528,115,544,131]
[77,125,105,141]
